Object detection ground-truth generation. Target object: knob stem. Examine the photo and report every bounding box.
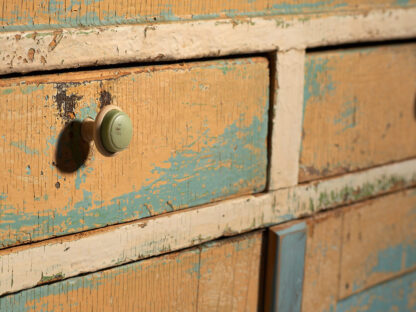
[81,118,94,142]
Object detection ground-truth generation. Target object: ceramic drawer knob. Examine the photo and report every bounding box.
[81,105,133,156]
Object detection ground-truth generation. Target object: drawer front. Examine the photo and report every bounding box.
[0,58,269,248]
[1,0,415,31]
[0,231,264,312]
[300,43,416,182]
[301,189,416,311]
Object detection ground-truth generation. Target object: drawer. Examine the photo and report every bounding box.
[302,189,416,311]
[1,0,415,31]
[264,189,416,312]
[0,231,264,312]
[0,57,269,248]
[300,43,416,182]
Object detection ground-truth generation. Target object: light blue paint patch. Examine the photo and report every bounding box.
[186,261,201,278]
[43,132,58,155]
[397,0,410,5]
[74,164,93,190]
[25,165,31,175]
[0,109,268,247]
[19,85,45,94]
[300,55,336,154]
[370,244,403,274]
[0,193,7,200]
[334,98,358,133]
[337,270,416,312]
[205,61,236,75]
[271,0,347,13]
[76,100,98,120]
[404,241,416,269]
[10,141,39,155]
[1,88,14,95]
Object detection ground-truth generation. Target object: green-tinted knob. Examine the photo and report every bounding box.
[100,109,133,153]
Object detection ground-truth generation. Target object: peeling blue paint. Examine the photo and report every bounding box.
[370,245,403,274]
[10,141,39,155]
[1,0,414,32]
[0,110,268,247]
[337,270,416,312]
[334,98,358,133]
[301,55,336,154]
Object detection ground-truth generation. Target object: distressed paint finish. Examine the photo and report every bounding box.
[197,231,264,312]
[265,222,306,312]
[0,247,200,311]
[1,159,415,296]
[2,10,416,76]
[300,43,416,182]
[270,49,305,190]
[0,231,264,312]
[0,58,269,248]
[301,209,343,312]
[1,0,415,32]
[337,270,416,312]
[339,189,416,298]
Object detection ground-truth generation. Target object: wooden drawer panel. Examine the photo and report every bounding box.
[300,43,416,182]
[0,231,264,312]
[1,0,415,32]
[301,189,416,311]
[0,58,269,248]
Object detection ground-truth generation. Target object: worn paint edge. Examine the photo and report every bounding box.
[269,49,305,190]
[1,8,415,74]
[265,222,307,312]
[0,158,415,296]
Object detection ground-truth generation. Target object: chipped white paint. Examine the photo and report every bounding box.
[269,49,305,190]
[1,159,415,296]
[1,8,416,74]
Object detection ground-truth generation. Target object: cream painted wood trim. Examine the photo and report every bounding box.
[269,49,305,190]
[1,159,415,296]
[1,8,415,75]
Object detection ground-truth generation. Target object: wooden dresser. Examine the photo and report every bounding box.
[0,1,415,311]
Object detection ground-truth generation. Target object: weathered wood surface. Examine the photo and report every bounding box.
[301,210,343,312]
[300,43,416,182]
[337,270,416,312]
[264,222,306,312]
[1,159,415,297]
[2,10,416,75]
[1,0,415,32]
[300,189,416,311]
[0,231,264,312]
[0,58,269,249]
[339,188,416,298]
[197,232,264,312]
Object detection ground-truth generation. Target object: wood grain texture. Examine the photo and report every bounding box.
[264,222,307,312]
[339,189,416,298]
[1,0,415,32]
[2,10,416,76]
[197,231,264,312]
[300,43,416,182]
[301,210,343,312]
[0,57,269,249]
[1,159,415,297]
[0,231,264,312]
[0,246,200,311]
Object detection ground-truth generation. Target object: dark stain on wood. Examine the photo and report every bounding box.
[99,90,112,107]
[54,83,83,123]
